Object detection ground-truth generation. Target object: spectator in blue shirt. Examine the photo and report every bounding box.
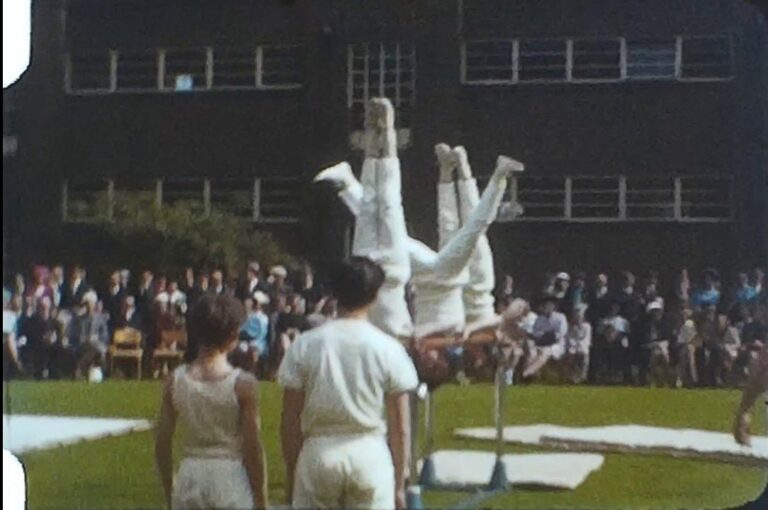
[691,269,721,309]
[734,272,759,305]
[238,292,271,374]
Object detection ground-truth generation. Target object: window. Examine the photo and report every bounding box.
[162,48,208,91]
[681,36,732,80]
[679,177,732,220]
[571,39,621,81]
[518,40,566,81]
[570,177,619,219]
[626,38,676,80]
[348,43,416,126]
[116,49,158,91]
[112,179,159,219]
[62,180,111,222]
[255,178,302,222]
[210,179,255,219]
[213,48,256,88]
[161,179,206,215]
[67,50,113,92]
[462,40,514,83]
[259,46,304,88]
[625,177,675,219]
[512,176,566,219]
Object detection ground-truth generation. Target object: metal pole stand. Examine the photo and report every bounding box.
[487,347,510,491]
[418,387,438,487]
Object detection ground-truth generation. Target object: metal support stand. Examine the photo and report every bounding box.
[488,351,510,491]
[407,388,426,510]
[418,388,438,487]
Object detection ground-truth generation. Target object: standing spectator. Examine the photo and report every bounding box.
[564,306,592,384]
[552,272,570,300]
[586,273,611,326]
[267,265,292,303]
[716,312,741,386]
[181,267,195,295]
[102,271,125,332]
[71,293,110,379]
[523,295,568,379]
[734,272,759,305]
[632,300,666,386]
[239,262,268,302]
[210,269,226,296]
[187,272,209,306]
[695,305,720,386]
[674,306,699,388]
[497,274,516,304]
[13,273,25,298]
[562,272,586,317]
[22,297,59,379]
[135,270,156,316]
[596,301,631,384]
[50,265,65,308]
[691,269,721,309]
[119,269,131,293]
[27,266,54,303]
[155,280,187,314]
[616,271,644,327]
[61,266,87,309]
[306,297,338,329]
[3,289,23,379]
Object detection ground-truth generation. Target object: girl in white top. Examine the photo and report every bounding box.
[155,295,268,510]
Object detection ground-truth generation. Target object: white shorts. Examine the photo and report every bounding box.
[172,457,253,510]
[293,434,395,509]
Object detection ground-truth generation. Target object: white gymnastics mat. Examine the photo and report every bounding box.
[455,424,768,467]
[418,450,604,490]
[3,415,152,454]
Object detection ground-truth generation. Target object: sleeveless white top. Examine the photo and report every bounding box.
[172,365,243,460]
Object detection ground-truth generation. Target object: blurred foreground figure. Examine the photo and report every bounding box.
[3,449,25,510]
[732,342,768,510]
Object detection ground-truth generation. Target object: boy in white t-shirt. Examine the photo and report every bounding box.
[278,257,419,510]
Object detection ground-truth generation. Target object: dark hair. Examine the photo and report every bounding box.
[186,294,245,356]
[330,257,385,310]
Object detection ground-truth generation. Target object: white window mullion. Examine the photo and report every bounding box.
[346,45,355,108]
[459,42,467,83]
[618,176,627,220]
[155,179,163,209]
[620,37,627,80]
[256,47,264,88]
[566,39,574,82]
[253,178,262,222]
[675,36,683,80]
[565,177,573,219]
[62,181,69,221]
[674,177,682,220]
[106,180,115,221]
[109,50,118,92]
[203,179,211,217]
[205,47,214,90]
[512,39,520,83]
[378,43,386,97]
[64,53,72,93]
[157,49,166,91]
[394,44,401,106]
[363,44,370,103]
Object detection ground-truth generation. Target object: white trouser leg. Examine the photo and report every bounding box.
[437,182,461,250]
[456,178,497,323]
[352,157,413,338]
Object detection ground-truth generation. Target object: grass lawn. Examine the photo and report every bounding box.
[5,380,766,509]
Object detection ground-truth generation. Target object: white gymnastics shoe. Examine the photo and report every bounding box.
[314,161,354,188]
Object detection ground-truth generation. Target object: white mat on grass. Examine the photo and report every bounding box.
[3,415,152,454]
[418,450,604,490]
[455,424,768,466]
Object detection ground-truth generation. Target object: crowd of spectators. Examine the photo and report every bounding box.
[495,267,767,387]
[3,260,766,389]
[2,262,335,381]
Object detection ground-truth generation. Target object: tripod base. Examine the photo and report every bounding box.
[488,457,510,491]
[418,454,437,487]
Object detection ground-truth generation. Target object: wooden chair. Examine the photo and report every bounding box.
[109,327,144,380]
[152,329,187,378]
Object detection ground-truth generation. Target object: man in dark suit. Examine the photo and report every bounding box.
[101,271,125,334]
[60,266,88,309]
[238,262,269,302]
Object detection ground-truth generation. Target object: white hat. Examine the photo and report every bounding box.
[82,290,98,306]
[647,300,664,312]
[556,272,571,281]
[270,265,287,278]
[253,291,271,305]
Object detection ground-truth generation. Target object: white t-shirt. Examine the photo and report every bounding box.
[277,318,419,437]
[3,310,18,335]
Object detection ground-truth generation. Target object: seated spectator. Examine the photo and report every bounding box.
[586,273,611,326]
[26,266,54,303]
[562,273,586,317]
[691,269,721,309]
[306,296,338,329]
[187,272,209,306]
[155,280,187,314]
[631,300,668,386]
[113,296,143,331]
[235,293,271,376]
[694,305,720,386]
[564,305,592,384]
[70,293,110,380]
[522,295,567,379]
[717,312,741,386]
[267,265,292,302]
[239,262,269,302]
[498,298,531,385]
[210,269,226,296]
[734,272,759,305]
[595,301,631,384]
[22,297,59,380]
[674,306,699,387]
[497,274,516,304]
[102,270,125,331]
[61,266,87,309]
[50,265,65,308]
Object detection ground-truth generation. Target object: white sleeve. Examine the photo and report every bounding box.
[276,337,305,390]
[385,342,419,394]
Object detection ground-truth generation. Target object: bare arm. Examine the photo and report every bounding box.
[734,343,768,446]
[386,392,411,510]
[154,375,176,510]
[236,374,269,509]
[280,388,305,505]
